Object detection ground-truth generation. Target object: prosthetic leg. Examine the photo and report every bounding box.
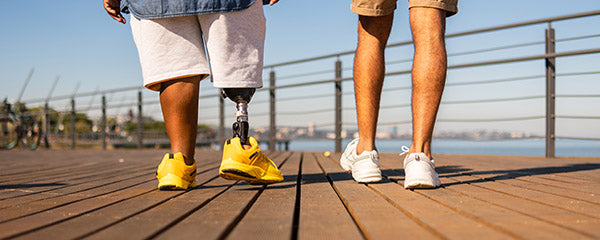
[218,88,283,184]
[221,88,255,146]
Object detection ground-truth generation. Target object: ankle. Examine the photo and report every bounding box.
[409,144,431,158]
[182,155,195,166]
[356,140,375,155]
[242,144,252,150]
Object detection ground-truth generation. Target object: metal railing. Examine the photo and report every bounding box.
[10,10,600,157]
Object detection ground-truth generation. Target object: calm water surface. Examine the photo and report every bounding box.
[262,139,600,157]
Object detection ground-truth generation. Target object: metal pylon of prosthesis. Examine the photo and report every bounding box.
[221,88,255,146]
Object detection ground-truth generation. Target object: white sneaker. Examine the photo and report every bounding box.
[401,146,441,189]
[340,138,382,183]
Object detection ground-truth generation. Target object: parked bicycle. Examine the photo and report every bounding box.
[0,98,42,149]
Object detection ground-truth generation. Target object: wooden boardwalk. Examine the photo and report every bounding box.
[0,149,599,240]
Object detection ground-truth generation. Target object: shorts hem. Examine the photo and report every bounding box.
[143,69,209,91]
[351,5,396,17]
[408,0,458,17]
[212,82,263,89]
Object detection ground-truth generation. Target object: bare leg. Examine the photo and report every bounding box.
[354,14,394,154]
[409,8,447,158]
[159,76,202,165]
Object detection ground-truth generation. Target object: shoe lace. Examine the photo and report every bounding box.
[399,145,410,157]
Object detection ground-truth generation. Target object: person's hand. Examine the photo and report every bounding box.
[104,0,126,24]
[269,0,279,6]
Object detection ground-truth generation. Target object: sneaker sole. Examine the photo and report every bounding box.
[404,161,440,189]
[404,181,439,189]
[350,159,382,183]
[219,158,283,184]
[219,170,283,185]
[158,173,195,190]
[355,175,382,183]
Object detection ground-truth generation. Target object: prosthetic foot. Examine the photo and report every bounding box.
[218,88,283,184]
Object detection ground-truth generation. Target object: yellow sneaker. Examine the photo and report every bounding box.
[219,137,283,184]
[156,153,197,190]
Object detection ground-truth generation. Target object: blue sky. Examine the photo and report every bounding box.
[0,0,599,139]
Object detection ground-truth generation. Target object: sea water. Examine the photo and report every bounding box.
[265,138,600,157]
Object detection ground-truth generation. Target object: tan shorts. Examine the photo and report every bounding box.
[130,1,265,91]
[351,0,458,17]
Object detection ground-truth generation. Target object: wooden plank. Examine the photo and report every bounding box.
[87,151,289,240]
[315,152,436,239]
[0,175,156,239]
[430,154,600,204]
[11,162,221,240]
[0,168,156,214]
[461,172,600,208]
[433,154,600,182]
[298,153,363,240]
[445,174,600,239]
[379,159,593,239]
[0,160,103,183]
[0,150,221,208]
[0,163,149,201]
[371,156,512,239]
[430,154,600,196]
[225,152,301,239]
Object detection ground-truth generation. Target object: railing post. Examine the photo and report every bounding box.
[0,102,5,147]
[43,102,50,149]
[101,95,107,150]
[545,23,556,158]
[218,91,225,149]
[335,59,343,153]
[71,98,76,149]
[137,90,143,149]
[269,70,276,151]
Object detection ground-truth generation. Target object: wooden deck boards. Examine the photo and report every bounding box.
[1,149,599,240]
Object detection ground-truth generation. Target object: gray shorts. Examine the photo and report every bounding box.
[130,1,265,91]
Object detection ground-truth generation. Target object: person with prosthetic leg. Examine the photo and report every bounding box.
[104,0,282,190]
[218,88,283,184]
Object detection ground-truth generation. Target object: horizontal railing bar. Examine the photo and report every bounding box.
[278,108,334,116]
[441,95,544,104]
[447,40,545,57]
[264,51,354,68]
[274,69,335,81]
[389,40,546,64]
[437,116,545,122]
[444,10,600,38]
[556,94,600,98]
[348,116,547,125]
[447,74,544,86]
[557,71,600,77]
[270,76,355,90]
[556,115,600,119]
[23,86,143,104]
[253,93,333,104]
[556,136,600,141]
[445,48,600,69]
[347,116,547,125]
[556,33,600,43]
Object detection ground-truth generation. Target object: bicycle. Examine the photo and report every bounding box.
[1,98,43,150]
